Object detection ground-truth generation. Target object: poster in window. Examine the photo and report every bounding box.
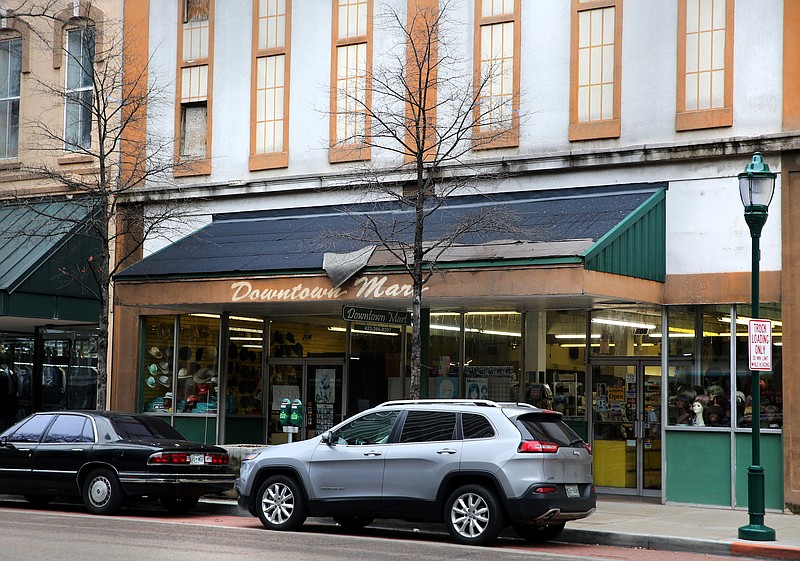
[316,403,334,433]
[315,368,336,404]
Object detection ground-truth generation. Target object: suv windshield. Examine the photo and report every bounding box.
[515,413,583,447]
[111,415,186,441]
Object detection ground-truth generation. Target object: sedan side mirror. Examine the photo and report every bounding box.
[0,436,8,447]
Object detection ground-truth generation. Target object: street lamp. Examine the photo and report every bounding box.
[737,152,777,542]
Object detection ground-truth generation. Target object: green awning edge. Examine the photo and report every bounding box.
[581,189,666,282]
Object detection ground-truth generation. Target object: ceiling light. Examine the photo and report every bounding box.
[592,318,657,330]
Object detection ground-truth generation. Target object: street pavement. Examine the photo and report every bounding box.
[202,494,800,560]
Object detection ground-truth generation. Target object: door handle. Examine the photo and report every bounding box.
[436,448,457,455]
[363,450,382,457]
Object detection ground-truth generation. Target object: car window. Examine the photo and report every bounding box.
[462,413,495,439]
[516,413,583,446]
[110,415,185,441]
[334,411,399,445]
[400,411,457,443]
[7,415,54,443]
[43,415,92,443]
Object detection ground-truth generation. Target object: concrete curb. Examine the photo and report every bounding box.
[730,541,800,561]
[561,528,732,557]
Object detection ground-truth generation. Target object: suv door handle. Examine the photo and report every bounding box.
[363,450,382,457]
[436,448,457,455]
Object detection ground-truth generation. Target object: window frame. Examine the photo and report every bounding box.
[329,0,373,164]
[250,0,291,171]
[174,0,214,177]
[64,25,95,153]
[568,0,622,142]
[0,35,22,160]
[472,0,521,150]
[675,0,734,131]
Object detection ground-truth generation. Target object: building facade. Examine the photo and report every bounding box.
[110,0,800,512]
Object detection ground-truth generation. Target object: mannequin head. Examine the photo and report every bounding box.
[692,400,704,415]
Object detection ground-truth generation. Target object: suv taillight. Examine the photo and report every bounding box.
[585,443,592,455]
[519,440,559,453]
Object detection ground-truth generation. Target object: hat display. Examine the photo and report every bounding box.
[193,367,214,384]
[148,363,159,375]
[204,346,217,362]
[178,368,191,379]
[145,376,156,388]
[164,392,173,399]
[148,346,163,359]
[158,361,170,373]
[179,346,192,361]
[158,374,170,387]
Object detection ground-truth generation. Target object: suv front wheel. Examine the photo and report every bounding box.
[256,475,308,531]
[444,484,503,546]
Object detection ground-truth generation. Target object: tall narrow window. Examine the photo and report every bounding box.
[473,0,520,149]
[0,37,21,159]
[676,0,733,130]
[329,0,372,163]
[569,0,621,141]
[251,0,291,170]
[65,26,94,151]
[175,0,213,176]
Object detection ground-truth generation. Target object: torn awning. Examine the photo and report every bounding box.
[116,183,667,284]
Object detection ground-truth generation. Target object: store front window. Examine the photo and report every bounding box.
[666,304,782,430]
[463,312,521,402]
[542,310,588,420]
[590,308,663,358]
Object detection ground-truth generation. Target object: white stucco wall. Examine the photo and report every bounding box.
[141,0,786,276]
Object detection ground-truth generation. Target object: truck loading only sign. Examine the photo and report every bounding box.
[748,319,772,371]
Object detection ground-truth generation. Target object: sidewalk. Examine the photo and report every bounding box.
[556,496,800,560]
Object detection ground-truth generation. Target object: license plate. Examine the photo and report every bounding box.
[190,453,205,465]
[565,484,580,498]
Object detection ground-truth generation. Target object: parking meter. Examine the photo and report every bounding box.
[279,398,291,426]
[290,399,304,427]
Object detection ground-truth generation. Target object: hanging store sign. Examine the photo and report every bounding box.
[342,306,411,325]
[748,319,772,371]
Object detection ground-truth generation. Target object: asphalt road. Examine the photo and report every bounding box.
[0,501,766,561]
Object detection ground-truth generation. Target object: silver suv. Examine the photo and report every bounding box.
[236,399,596,546]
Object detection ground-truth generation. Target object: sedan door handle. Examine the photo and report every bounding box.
[363,450,383,457]
[436,448,458,455]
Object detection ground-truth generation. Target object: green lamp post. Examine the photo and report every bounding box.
[737,152,777,541]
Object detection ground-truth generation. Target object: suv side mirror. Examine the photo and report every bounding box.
[320,431,335,445]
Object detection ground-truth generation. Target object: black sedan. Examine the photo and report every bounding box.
[0,411,235,515]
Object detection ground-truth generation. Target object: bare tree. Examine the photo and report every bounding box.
[329,0,525,399]
[0,3,191,409]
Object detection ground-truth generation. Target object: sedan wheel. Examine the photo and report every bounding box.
[444,484,502,546]
[82,468,124,515]
[161,495,200,515]
[256,475,307,531]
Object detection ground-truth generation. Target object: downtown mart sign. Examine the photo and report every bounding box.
[230,275,427,303]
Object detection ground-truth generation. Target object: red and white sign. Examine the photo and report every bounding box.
[748,319,772,371]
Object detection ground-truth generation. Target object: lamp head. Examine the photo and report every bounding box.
[739,152,776,211]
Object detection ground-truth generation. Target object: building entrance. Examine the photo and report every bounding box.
[591,360,662,496]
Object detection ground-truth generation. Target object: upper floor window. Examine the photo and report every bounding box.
[65,26,94,151]
[474,0,520,149]
[251,0,291,170]
[676,0,733,130]
[0,36,21,159]
[176,0,213,175]
[329,0,372,163]
[569,0,621,141]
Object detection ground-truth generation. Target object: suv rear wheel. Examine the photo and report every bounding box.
[444,484,503,546]
[256,475,307,531]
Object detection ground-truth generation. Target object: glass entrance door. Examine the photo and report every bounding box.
[591,361,662,496]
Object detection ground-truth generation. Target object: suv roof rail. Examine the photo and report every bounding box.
[378,399,501,408]
[496,402,538,409]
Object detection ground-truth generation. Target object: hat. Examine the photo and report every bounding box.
[148,346,163,359]
[158,361,170,373]
[145,376,156,388]
[148,363,158,375]
[193,367,214,384]
[204,346,217,362]
[164,392,173,399]
[178,368,191,379]
[179,346,192,361]
[158,374,170,387]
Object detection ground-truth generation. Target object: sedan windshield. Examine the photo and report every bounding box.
[110,415,186,441]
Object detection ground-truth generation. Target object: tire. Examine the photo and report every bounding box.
[160,495,200,515]
[332,514,374,531]
[444,484,503,546]
[255,475,307,531]
[82,468,125,515]
[24,495,52,508]
[513,522,566,543]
